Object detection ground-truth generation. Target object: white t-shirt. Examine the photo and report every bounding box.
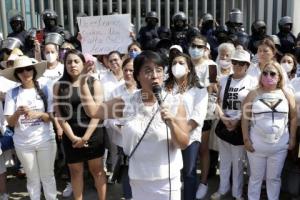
[121,90,183,180]
[95,61,110,81]
[219,74,258,119]
[38,62,64,89]
[100,71,124,101]
[195,59,216,88]
[4,86,55,149]
[105,84,137,147]
[172,85,208,144]
[0,76,19,134]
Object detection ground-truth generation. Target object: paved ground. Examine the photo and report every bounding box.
[5,168,297,200]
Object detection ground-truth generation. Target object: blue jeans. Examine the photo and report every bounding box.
[0,128,14,151]
[121,166,132,199]
[182,141,200,200]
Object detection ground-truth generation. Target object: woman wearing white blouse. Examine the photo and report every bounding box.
[80,51,189,200]
[165,53,208,200]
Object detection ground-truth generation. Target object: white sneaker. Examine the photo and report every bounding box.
[210,191,222,200]
[196,183,208,199]
[62,182,73,197]
[0,193,9,200]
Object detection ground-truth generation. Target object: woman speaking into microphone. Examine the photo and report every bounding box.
[80,50,189,200]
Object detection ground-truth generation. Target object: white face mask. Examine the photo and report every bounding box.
[172,63,187,79]
[218,59,232,69]
[188,47,205,59]
[45,53,57,63]
[281,63,293,73]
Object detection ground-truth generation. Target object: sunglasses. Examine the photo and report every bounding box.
[231,60,247,66]
[15,66,34,74]
[191,43,206,49]
[262,70,277,77]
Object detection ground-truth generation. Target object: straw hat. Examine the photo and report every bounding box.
[0,48,24,68]
[0,56,47,82]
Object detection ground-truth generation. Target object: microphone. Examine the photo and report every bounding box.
[152,84,163,106]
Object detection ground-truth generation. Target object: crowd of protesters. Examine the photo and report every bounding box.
[0,6,300,200]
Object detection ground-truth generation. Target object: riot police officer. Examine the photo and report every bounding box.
[226,8,244,35]
[207,25,230,60]
[276,16,296,54]
[8,14,27,45]
[248,20,267,54]
[171,11,196,53]
[137,11,159,50]
[200,13,215,38]
[42,9,64,36]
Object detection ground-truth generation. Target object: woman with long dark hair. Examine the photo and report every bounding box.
[3,55,57,200]
[53,49,106,200]
[165,53,208,200]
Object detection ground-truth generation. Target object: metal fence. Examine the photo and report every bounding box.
[0,0,296,38]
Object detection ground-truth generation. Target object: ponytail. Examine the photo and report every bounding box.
[34,81,48,112]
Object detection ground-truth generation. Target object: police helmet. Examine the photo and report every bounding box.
[229,8,243,24]
[278,16,292,28]
[42,9,58,21]
[202,13,214,23]
[172,12,187,23]
[9,14,24,24]
[146,11,158,22]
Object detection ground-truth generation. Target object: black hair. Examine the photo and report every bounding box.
[13,67,48,111]
[165,53,201,92]
[133,50,165,89]
[58,49,93,118]
[122,57,133,69]
[190,35,208,46]
[127,41,141,52]
[107,50,122,59]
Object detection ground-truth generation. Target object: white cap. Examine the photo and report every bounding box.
[170,45,183,53]
[231,49,251,64]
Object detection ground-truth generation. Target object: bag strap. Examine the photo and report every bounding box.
[12,86,20,104]
[222,74,233,110]
[128,93,168,159]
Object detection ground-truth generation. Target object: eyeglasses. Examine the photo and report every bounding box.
[231,60,247,66]
[15,66,34,74]
[262,70,277,77]
[191,43,206,49]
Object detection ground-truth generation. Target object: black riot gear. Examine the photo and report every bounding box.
[249,20,267,54]
[9,14,25,33]
[277,16,296,54]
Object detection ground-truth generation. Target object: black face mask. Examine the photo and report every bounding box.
[281,24,292,33]
[44,19,56,29]
[294,47,300,63]
[202,21,214,31]
[257,27,266,36]
[11,21,23,33]
[147,19,158,28]
[174,20,185,30]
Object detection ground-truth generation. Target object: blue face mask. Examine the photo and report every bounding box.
[129,50,140,59]
[188,47,204,59]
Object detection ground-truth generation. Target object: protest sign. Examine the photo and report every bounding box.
[77,14,131,55]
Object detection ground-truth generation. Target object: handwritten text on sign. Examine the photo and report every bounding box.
[77,14,131,55]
